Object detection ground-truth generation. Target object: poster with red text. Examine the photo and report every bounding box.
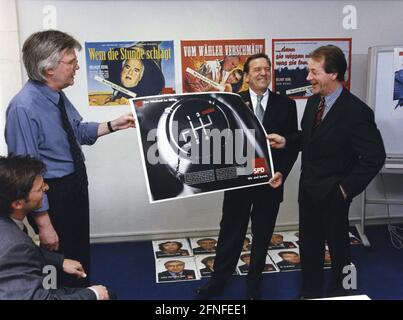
[181,39,265,94]
[272,38,352,99]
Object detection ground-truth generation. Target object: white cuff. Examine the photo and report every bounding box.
[88,287,100,300]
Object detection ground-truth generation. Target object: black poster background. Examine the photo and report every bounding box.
[130,92,273,203]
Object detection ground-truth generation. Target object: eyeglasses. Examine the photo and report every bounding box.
[59,59,79,67]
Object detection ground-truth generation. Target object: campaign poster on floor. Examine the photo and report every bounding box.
[130,92,273,203]
[85,40,175,106]
[152,238,192,259]
[156,257,199,283]
[237,253,278,275]
[269,248,301,272]
[181,39,265,94]
[272,38,352,99]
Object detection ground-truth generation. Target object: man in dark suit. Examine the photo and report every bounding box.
[0,154,113,300]
[158,260,196,282]
[269,45,385,298]
[197,53,298,300]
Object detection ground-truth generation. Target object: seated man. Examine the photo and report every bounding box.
[0,154,113,300]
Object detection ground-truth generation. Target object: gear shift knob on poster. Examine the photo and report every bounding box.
[130,92,274,203]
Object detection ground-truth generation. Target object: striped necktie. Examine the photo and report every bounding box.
[256,95,265,122]
[314,97,326,128]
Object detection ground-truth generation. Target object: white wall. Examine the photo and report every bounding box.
[0,0,22,156]
[2,0,402,241]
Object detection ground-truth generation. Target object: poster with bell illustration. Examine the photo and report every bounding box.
[130,92,273,203]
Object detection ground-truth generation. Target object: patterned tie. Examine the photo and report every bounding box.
[255,95,265,122]
[314,97,326,128]
[58,93,88,194]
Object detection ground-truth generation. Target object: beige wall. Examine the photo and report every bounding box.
[0,0,22,156]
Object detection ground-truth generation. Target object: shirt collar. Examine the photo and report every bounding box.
[323,85,343,108]
[29,79,61,105]
[11,218,25,231]
[249,88,269,100]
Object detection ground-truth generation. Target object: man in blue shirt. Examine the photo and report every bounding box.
[5,30,135,287]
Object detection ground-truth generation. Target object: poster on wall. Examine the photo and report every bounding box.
[130,92,273,203]
[85,41,175,106]
[272,38,352,99]
[393,48,403,109]
[181,39,265,94]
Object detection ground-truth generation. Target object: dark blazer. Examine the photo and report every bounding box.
[293,88,385,203]
[158,269,196,282]
[239,90,299,202]
[0,217,96,300]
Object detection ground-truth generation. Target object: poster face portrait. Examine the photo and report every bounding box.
[181,39,265,94]
[86,41,175,106]
[152,238,192,259]
[155,257,199,283]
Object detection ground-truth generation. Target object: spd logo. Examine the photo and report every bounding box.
[253,158,267,175]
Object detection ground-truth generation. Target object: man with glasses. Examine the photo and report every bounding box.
[5,30,135,287]
[0,154,114,299]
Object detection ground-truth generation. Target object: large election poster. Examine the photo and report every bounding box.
[272,38,352,99]
[130,92,273,203]
[393,48,403,109]
[85,41,175,106]
[181,39,265,94]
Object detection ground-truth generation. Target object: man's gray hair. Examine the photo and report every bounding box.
[22,30,82,82]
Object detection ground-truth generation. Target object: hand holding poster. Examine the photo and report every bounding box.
[130,92,274,203]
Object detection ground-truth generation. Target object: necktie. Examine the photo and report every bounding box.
[22,224,28,235]
[58,93,88,194]
[255,95,265,122]
[314,97,326,128]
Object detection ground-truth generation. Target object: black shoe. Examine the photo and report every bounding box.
[196,279,226,298]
